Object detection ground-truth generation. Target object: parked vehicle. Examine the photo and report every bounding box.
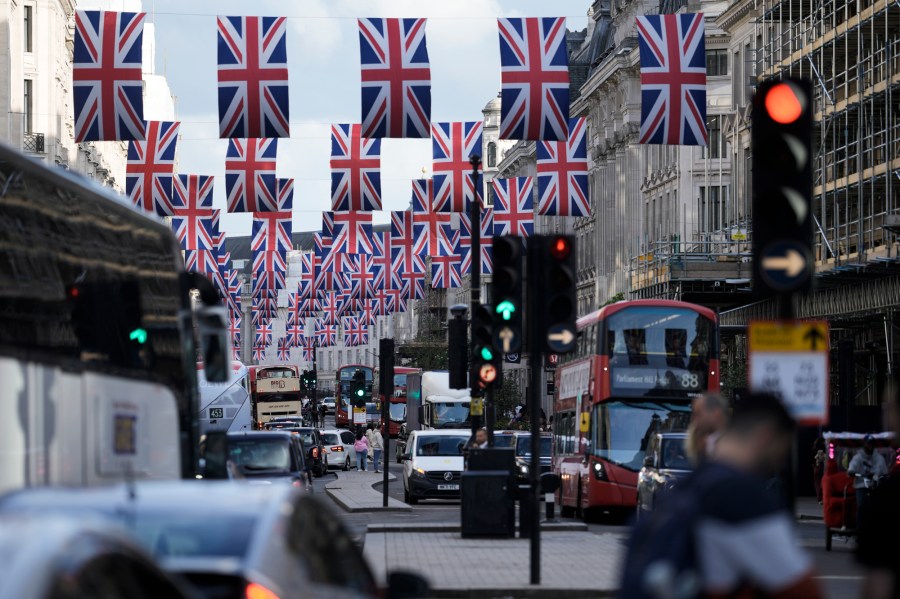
[0,482,427,599]
[636,432,692,518]
[322,397,336,414]
[321,429,355,471]
[513,432,553,483]
[0,514,196,599]
[285,427,329,477]
[400,430,470,504]
[225,431,312,488]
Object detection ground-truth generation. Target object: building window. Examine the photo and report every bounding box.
[706,48,727,76]
[733,50,742,109]
[24,5,33,53]
[487,142,497,167]
[699,186,729,232]
[705,115,722,159]
[24,79,33,133]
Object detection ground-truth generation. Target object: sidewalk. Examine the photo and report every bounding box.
[797,496,823,521]
[364,530,622,597]
[325,470,411,513]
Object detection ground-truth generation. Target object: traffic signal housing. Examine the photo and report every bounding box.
[532,235,577,354]
[491,236,524,355]
[471,304,501,391]
[752,78,813,297]
[351,370,366,407]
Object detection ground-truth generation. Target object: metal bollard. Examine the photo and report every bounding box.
[540,472,561,523]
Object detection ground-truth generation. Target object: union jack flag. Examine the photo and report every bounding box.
[314,320,337,347]
[348,254,376,300]
[251,209,292,255]
[431,229,461,289]
[252,345,266,362]
[636,13,708,146]
[316,270,347,295]
[126,121,179,215]
[252,271,285,296]
[225,138,278,213]
[321,292,342,325]
[255,322,273,347]
[536,117,590,217]
[330,124,382,211]
[73,10,145,142]
[276,338,291,362]
[228,313,241,348]
[299,253,317,299]
[185,250,219,280]
[385,286,407,313]
[493,177,534,237]
[398,260,426,299]
[358,18,431,139]
[342,316,368,347]
[332,210,373,255]
[372,231,394,291]
[413,209,450,257]
[432,122,483,213]
[411,178,431,213]
[358,299,377,327]
[276,177,294,211]
[460,208,494,276]
[321,212,336,238]
[300,337,316,362]
[217,16,290,139]
[253,248,286,275]
[171,176,216,251]
[285,321,304,347]
[497,17,570,142]
[391,208,426,260]
[372,287,393,316]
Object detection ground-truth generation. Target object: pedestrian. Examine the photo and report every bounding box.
[685,392,729,465]
[858,380,900,598]
[365,423,375,462]
[353,431,368,472]
[372,424,384,473]
[620,393,821,599]
[467,428,488,450]
[847,433,888,531]
[812,436,826,504]
[318,401,326,428]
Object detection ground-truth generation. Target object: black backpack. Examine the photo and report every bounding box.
[619,467,727,599]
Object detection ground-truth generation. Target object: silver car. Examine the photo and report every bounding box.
[0,481,424,599]
[321,428,356,471]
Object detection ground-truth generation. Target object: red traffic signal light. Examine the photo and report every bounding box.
[764,82,805,124]
[549,235,571,260]
[478,363,498,386]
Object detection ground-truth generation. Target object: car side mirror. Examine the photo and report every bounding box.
[386,570,430,599]
[400,453,411,462]
[643,456,654,469]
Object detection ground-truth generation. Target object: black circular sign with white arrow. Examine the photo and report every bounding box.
[760,240,812,291]
[546,324,576,353]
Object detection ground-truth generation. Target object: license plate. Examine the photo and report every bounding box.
[437,484,459,491]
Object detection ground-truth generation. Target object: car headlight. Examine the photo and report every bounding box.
[519,464,529,475]
[413,467,426,477]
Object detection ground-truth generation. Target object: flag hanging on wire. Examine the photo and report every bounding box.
[432,121,483,213]
[460,207,494,276]
[330,124,382,211]
[126,121,179,215]
[342,316,368,347]
[636,13,708,145]
[536,117,590,217]
[217,16,290,139]
[73,10,145,142]
[171,175,216,250]
[332,210,374,255]
[358,18,431,139]
[225,138,278,212]
[493,177,534,237]
[497,17,569,142]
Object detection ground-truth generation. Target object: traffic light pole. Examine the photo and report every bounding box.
[468,154,483,438]
[526,239,542,586]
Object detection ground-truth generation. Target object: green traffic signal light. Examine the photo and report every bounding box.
[480,346,494,361]
[495,300,516,321]
[355,387,364,397]
[129,328,148,344]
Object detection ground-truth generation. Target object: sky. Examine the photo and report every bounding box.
[99,0,591,237]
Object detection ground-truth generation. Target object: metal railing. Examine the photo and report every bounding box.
[629,234,754,292]
[23,132,44,153]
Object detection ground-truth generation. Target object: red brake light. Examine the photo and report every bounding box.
[246,583,280,599]
[331,446,343,452]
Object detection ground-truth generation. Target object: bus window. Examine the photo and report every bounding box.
[592,401,691,471]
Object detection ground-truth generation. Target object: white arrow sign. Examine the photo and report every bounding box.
[548,329,575,346]
[498,327,515,353]
[762,249,806,277]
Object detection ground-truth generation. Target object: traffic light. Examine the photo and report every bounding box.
[532,235,577,354]
[448,307,468,390]
[491,236,524,355]
[471,304,500,390]
[68,279,147,367]
[752,78,813,297]
[351,370,366,407]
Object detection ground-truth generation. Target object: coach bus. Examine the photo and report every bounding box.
[335,364,374,428]
[0,142,229,493]
[198,361,252,435]
[553,299,719,519]
[249,365,303,428]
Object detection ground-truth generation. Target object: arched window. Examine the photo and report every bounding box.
[487,142,497,167]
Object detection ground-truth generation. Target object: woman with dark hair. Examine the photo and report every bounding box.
[354,430,369,472]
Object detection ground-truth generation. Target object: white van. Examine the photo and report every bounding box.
[400,429,470,504]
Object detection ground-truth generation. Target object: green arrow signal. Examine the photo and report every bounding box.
[495,300,516,321]
[129,328,148,344]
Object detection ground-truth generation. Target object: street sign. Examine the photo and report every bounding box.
[749,320,829,425]
[505,352,520,364]
[759,240,812,291]
[352,407,367,425]
[494,325,521,353]
[546,324,576,353]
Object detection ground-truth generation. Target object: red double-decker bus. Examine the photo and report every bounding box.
[335,364,374,428]
[553,299,719,519]
[377,366,421,437]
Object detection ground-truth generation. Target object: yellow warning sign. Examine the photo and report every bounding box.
[470,397,484,417]
[579,412,590,433]
[749,321,829,352]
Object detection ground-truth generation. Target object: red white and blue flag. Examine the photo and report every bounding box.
[252,345,266,361]
[493,177,534,237]
[276,338,291,361]
[460,208,494,276]
[390,209,426,264]
[73,10,145,142]
[432,122,483,213]
[252,248,286,275]
[251,181,292,255]
[636,13,707,146]
[330,124,382,211]
[413,209,450,257]
[342,316,368,347]
[217,16,290,139]
[348,254,376,300]
[255,322,273,348]
[225,138,278,213]
[536,117,590,216]
[372,231,395,291]
[185,250,219,279]
[497,17,569,142]
[126,121,179,215]
[300,337,316,362]
[314,319,337,347]
[358,18,431,139]
[171,175,215,250]
[228,313,241,349]
[431,228,461,289]
[411,178,431,213]
[332,210,373,255]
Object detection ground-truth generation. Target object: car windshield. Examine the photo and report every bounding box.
[415,435,468,456]
[389,403,406,421]
[322,433,340,445]
[228,439,291,472]
[493,435,516,449]
[516,436,552,457]
[295,432,316,447]
[432,402,470,428]
[592,401,691,471]
[133,512,257,558]
[660,438,691,470]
